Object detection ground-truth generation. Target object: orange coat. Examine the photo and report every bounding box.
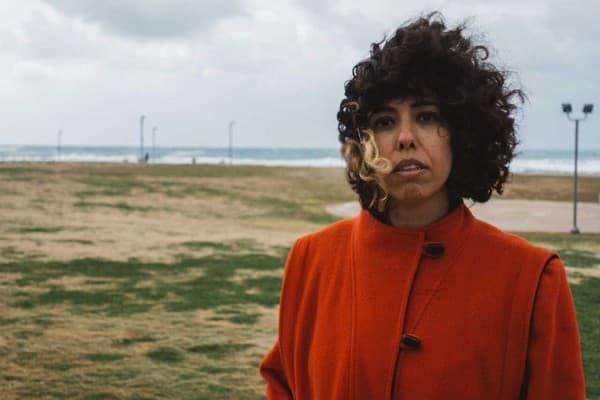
[260,204,585,399]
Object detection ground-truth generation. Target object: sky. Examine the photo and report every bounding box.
[1,0,599,150]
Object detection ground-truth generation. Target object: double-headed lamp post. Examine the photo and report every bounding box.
[561,102,594,234]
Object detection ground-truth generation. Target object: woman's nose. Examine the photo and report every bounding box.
[395,119,417,150]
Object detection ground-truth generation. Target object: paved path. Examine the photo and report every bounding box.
[326,199,600,233]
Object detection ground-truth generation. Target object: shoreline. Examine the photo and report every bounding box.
[1,160,600,177]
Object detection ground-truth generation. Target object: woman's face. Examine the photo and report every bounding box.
[368,97,452,208]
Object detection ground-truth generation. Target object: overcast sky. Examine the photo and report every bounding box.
[1,0,599,150]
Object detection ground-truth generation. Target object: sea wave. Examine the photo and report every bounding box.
[0,146,598,174]
[511,158,600,175]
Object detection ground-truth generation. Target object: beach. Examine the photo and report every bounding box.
[1,162,599,399]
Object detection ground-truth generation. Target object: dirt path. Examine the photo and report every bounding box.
[326,199,600,233]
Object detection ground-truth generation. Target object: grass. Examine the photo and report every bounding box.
[45,363,78,371]
[187,343,254,359]
[0,163,599,399]
[0,249,285,397]
[85,353,126,362]
[9,226,64,234]
[56,239,95,245]
[571,278,600,397]
[499,174,600,202]
[4,251,285,316]
[146,347,184,363]
[516,232,600,268]
[113,336,158,346]
[74,201,152,212]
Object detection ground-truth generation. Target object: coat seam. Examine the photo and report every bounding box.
[387,231,425,399]
[513,253,559,399]
[407,219,475,334]
[497,250,554,400]
[278,236,309,398]
[349,226,357,400]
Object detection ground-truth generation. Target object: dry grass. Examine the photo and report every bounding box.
[498,174,600,203]
[0,162,599,399]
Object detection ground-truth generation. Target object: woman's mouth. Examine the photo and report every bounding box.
[392,160,428,177]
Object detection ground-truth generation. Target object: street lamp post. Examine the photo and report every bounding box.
[561,102,594,234]
[228,121,235,165]
[140,115,146,163]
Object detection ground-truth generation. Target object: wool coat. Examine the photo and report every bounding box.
[259,204,585,399]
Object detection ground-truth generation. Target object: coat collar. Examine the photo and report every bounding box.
[352,203,475,269]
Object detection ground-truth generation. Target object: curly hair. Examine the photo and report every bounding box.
[337,12,523,213]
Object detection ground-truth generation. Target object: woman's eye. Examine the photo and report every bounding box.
[370,116,395,130]
[416,111,440,124]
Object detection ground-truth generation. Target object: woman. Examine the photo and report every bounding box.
[260,14,585,399]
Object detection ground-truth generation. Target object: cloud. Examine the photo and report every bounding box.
[1,0,598,149]
[41,0,244,39]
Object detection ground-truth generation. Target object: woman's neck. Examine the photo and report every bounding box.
[386,193,450,229]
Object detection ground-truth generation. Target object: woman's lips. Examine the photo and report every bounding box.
[391,160,428,178]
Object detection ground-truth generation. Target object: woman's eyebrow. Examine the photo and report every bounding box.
[410,99,439,108]
[368,106,396,115]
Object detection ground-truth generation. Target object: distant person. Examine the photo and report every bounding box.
[144,152,149,163]
[260,12,585,399]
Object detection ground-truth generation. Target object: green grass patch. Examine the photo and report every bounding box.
[146,347,184,363]
[516,232,600,248]
[227,313,260,325]
[81,393,119,400]
[0,317,19,326]
[56,239,95,245]
[571,277,600,398]
[187,343,254,359]
[74,201,152,212]
[179,185,230,197]
[516,232,600,268]
[2,258,154,281]
[76,174,159,197]
[179,239,261,253]
[4,253,285,314]
[181,241,233,252]
[85,353,126,362]
[14,289,118,308]
[113,336,157,346]
[9,226,63,234]
[559,249,600,268]
[45,363,78,371]
[165,254,283,311]
[200,365,244,374]
[30,315,54,327]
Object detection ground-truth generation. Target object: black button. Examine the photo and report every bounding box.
[401,334,421,349]
[423,242,445,257]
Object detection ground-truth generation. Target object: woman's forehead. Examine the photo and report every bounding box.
[368,96,440,114]
[386,97,438,106]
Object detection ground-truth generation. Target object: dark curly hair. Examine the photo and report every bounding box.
[337,12,523,213]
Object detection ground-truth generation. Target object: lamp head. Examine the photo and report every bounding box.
[583,104,594,114]
[562,103,572,114]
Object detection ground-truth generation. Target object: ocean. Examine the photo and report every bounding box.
[0,145,599,176]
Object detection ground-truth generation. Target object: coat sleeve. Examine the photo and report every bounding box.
[520,256,586,399]
[260,339,293,399]
[259,237,309,399]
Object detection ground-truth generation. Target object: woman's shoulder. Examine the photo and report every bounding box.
[294,215,358,250]
[468,212,557,260]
